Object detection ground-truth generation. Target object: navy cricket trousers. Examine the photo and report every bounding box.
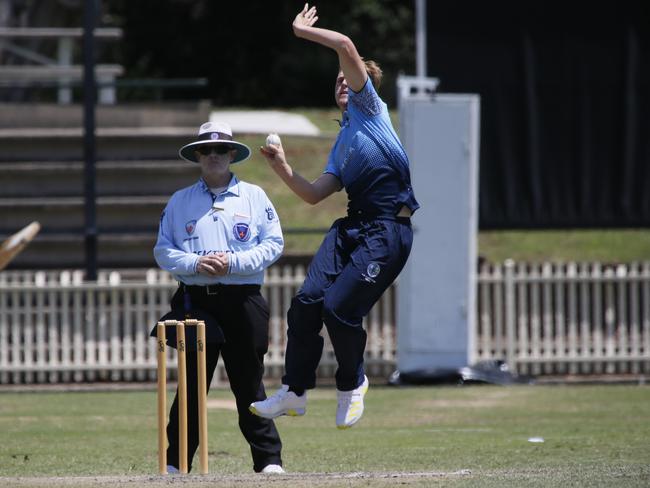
[282,216,413,391]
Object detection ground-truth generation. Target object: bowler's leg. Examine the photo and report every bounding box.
[323,220,413,390]
[282,221,347,389]
[281,296,325,389]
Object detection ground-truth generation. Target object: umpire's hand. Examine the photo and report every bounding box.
[197,253,229,276]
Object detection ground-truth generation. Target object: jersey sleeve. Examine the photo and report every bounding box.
[348,77,385,119]
[323,144,340,178]
[153,196,200,275]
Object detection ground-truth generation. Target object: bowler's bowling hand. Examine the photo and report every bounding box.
[293,3,318,32]
[259,142,287,167]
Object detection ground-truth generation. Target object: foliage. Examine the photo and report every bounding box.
[104,0,415,107]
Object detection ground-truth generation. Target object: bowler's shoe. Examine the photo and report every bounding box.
[336,375,369,429]
[249,385,306,419]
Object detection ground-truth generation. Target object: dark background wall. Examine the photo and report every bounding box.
[427,0,650,229]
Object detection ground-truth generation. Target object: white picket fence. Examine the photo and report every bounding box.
[0,266,397,385]
[1,261,649,384]
[477,260,650,375]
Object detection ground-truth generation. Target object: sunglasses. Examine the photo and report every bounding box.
[197,145,233,156]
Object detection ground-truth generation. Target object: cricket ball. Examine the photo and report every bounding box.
[266,133,281,147]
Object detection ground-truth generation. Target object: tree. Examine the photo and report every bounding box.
[105,0,414,106]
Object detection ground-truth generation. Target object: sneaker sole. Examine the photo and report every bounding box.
[336,411,363,429]
[249,405,306,419]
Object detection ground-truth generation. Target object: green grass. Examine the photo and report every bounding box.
[1,385,649,487]
[478,229,650,263]
[224,109,650,261]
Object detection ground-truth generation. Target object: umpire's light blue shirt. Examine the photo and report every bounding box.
[154,175,283,285]
[325,78,419,217]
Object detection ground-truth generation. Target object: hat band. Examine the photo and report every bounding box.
[197,131,233,142]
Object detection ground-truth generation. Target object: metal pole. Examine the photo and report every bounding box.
[82,0,97,280]
[415,0,427,78]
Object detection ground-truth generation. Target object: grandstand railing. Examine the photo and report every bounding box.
[0,27,123,104]
[1,261,649,385]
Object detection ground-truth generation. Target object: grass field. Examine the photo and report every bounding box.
[1,384,649,487]
[218,110,650,262]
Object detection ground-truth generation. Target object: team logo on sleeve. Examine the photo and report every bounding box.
[367,262,381,278]
[233,222,251,242]
[185,220,197,235]
[265,206,275,221]
[362,262,381,283]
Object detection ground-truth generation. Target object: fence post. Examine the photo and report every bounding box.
[504,259,516,371]
[35,271,47,383]
[109,271,121,381]
[0,273,8,384]
[616,264,629,373]
[641,261,650,373]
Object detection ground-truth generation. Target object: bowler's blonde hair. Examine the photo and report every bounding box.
[339,59,383,90]
[364,60,383,90]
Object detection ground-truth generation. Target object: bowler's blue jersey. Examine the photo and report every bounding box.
[324,78,419,217]
[154,175,283,285]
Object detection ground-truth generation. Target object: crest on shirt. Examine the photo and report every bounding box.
[233,222,251,242]
[265,206,275,221]
[185,219,197,236]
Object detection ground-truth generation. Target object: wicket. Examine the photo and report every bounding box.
[157,319,208,475]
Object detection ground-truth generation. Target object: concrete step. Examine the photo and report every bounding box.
[0,195,167,231]
[0,126,328,162]
[1,231,158,269]
[0,102,315,269]
[1,160,199,197]
[0,102,211,129]
[0,127,199,161]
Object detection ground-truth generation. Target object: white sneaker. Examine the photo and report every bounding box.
[249,385,306,419]
[336,375,369,429]
[166,465,179,474]
[261,464,285,474]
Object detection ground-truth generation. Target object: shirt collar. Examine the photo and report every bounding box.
[338,111,350,128]
[199,174,240,197]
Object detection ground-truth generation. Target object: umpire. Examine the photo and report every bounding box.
[151,121,284,474]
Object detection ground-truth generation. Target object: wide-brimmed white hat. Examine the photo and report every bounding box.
[179,121,251,164]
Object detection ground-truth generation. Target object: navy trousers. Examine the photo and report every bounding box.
[282,216,413,391]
